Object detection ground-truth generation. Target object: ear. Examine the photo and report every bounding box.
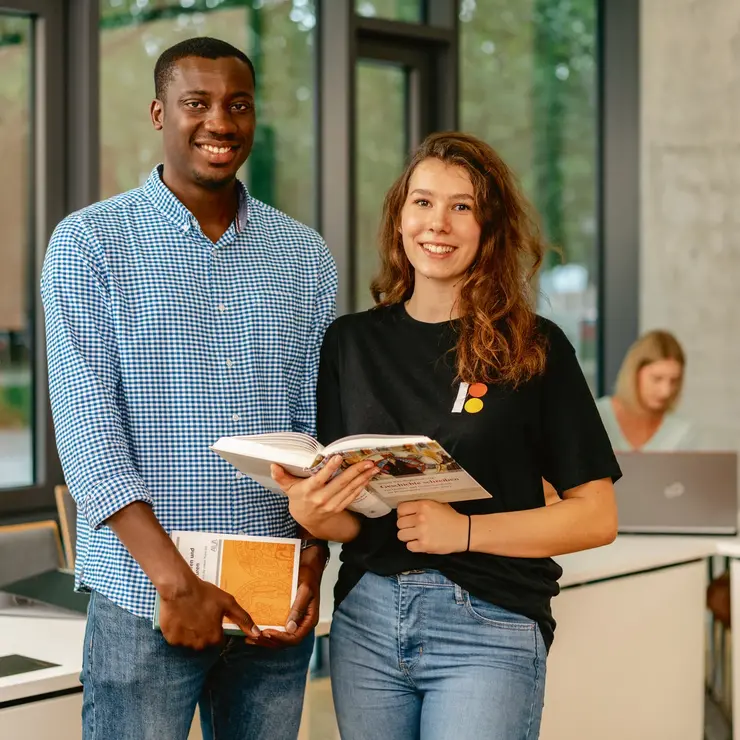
[150,99,164,131]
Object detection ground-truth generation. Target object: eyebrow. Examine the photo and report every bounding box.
[410,188,474,200]
[180,90,254,98]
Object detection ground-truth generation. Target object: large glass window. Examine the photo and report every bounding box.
[0,16,33,488]
[355,0,424,23]
[354,60,407,310]
[460,0,598,390]
[99,0,316,227]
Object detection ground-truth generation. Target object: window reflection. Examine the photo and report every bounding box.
[460,0,598,390]
[355,0,424,23]
[0,16,33,488]
[99,0,316,226]
[354,61,407,310]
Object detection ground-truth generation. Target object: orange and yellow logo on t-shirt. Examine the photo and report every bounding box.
[452,382,488,414]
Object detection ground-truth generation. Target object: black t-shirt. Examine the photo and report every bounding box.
[316,303,621,649]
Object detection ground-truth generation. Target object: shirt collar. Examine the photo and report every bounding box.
[143,165,250,234]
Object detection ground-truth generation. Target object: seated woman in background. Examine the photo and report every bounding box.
[596,329,696,451]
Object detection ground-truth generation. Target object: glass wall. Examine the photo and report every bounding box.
[459,0,598,390]
[0,16,33,489]
[99,0,317,227]
[355,0,424,22]
[0,0,607,511]
[354,60,407,310]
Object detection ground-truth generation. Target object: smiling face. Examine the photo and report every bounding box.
[399,158,482,288]
[150,55,255,190]
[637,358,684,413]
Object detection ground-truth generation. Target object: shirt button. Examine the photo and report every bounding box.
[235,472,244,480]
[232,414,240,422]
[218,304,226,313]
[226,359,233,368]
[182,223,190,232]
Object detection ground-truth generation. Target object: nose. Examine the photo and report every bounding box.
[429,208,451,233]
[204,106,239,136]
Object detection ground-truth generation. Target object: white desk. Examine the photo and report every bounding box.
[0,606,86,739]
[541,536,721,740]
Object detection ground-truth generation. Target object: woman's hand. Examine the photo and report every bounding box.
[271,456,378,535]
[396,500,469,554]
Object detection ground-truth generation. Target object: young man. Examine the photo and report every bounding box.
[41,37,338,739]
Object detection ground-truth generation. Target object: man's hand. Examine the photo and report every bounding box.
[396,500,469,555]
[158,574,260,650]
[259,544,324,648]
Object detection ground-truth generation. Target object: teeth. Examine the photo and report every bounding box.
[422,244,455,254]
[201,144,232,154]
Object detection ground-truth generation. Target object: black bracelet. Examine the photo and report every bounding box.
[465,515,472,552]
[301,538,331,570]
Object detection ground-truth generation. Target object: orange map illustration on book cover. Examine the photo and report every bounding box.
[220,540,296,627]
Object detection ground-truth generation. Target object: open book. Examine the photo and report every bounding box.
[153,531,300,633]
[211,433,491,518]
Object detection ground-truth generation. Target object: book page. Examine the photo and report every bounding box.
[337,440,491,507]
[306,440,490,510]
[324,434,431,456]
[347,488,392,518]
[211,436,317,473]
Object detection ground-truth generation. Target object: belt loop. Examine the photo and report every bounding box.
[454,583,465,605]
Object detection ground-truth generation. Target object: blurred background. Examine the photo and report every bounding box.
[2,3,739,738]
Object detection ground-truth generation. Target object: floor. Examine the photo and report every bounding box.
[303,677,340,740]
[706,692,732,740]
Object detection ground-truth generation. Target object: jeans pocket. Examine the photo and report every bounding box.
[463,591,536,631]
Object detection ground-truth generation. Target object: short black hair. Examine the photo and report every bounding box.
[154,37,256,100]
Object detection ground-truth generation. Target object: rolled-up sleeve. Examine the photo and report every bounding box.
[41,216,153,529]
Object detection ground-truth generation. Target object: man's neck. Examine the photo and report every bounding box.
[161,166,239,236]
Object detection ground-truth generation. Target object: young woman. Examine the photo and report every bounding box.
[595,330,696,451]
[272,132,620,740]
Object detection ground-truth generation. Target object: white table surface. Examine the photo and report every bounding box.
[0,605,86,705]
[556,534,731,588]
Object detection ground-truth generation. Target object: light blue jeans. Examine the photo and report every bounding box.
[81,590,314,740]
[330,570,547,740]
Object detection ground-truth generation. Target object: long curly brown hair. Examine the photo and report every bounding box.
[370,131,549,387]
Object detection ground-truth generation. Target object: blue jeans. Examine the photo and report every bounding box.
[330,570,546,740]
[81,590,314,740]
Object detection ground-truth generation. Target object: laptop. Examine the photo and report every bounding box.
[615,451,738,534]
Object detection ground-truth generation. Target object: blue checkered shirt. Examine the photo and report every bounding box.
[41,166,337,619]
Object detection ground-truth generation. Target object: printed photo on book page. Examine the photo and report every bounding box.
[310,440,489,505]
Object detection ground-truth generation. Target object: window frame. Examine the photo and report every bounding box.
[597,0,640,394]
[318,0,458,314]
[0,0,99,520]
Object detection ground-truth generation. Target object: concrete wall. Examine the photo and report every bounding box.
[641,0,740,449]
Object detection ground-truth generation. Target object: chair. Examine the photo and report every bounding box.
[54,484,76,569]
[0,520,65,588]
